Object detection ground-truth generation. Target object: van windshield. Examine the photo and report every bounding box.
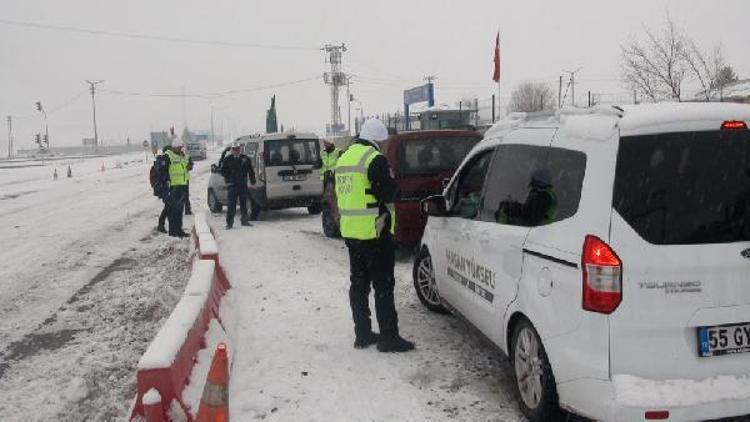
[614,130,750,245]
[397,136,479,176]
[265,138,320,166]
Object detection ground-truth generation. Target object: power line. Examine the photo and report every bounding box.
[101,76,322,99]
[0,18,320,51]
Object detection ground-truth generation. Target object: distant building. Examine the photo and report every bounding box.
[82,138,96,146]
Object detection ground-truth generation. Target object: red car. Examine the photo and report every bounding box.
[321,130,481,245]
[379,130,481,246]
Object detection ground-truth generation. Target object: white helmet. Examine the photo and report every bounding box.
[359,118,388,142]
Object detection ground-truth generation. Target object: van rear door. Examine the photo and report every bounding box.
[264,138,323,200]
[609,128,750,379]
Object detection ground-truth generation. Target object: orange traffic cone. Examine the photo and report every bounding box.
[196,343,229,422]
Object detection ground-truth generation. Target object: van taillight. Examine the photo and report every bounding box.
[721,120,747,130]
[582,235,622,314]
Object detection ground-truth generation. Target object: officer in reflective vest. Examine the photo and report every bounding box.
[320,139,342,182]
[335,118,415,353]
[164,142,190,238]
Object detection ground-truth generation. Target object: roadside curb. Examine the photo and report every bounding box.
[129,212,232,421]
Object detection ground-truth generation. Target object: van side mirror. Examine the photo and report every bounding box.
[210,164,219,173]
[313,158,323,169]
[421,195,447,217]
[441,178,451,189]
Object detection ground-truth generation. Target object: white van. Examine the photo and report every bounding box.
[207,132,324,216]
[416,103,750,421]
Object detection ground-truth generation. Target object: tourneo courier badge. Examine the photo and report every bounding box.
[742,248,750,259]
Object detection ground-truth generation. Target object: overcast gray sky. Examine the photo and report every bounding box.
[1,0,748,150]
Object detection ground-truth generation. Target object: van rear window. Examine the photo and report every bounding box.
[614,130,750,245]
[397,136,479,175]
[265,139,320,166]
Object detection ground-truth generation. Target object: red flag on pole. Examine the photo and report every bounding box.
[492,32,501,83]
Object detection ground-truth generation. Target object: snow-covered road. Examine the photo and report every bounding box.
[212,208,526,421]
[0,153,200,420]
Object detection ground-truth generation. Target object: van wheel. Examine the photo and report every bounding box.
[322,207,340,238]
[207,189,222,213]
[412,248,446,313]
[510,319,560,422]
[308,203,322,215]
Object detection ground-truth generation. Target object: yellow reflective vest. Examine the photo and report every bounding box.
[335,143,395,240]
[165,150,188,187]
[320,147,342,180]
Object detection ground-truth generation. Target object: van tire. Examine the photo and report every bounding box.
[322,207,340,238]
[510,318,560,422]
[207,189,222,213]
[412,248,447,313]
[308,203,322,215]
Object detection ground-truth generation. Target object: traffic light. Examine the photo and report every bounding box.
[35,101,42,112]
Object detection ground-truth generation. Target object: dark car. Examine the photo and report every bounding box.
[321,130,481,245]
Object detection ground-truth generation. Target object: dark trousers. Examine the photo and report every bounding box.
[345,235,399,339]
[183,182,192,214]
[158,196,169,228]
[226,183,249,226]
[166,185,187,234]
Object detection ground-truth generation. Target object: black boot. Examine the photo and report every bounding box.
[157,225,167,233]
[377,335,415,353]
[353,332,380,349]
[241,220,252,227]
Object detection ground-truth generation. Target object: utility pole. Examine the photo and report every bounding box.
[563,68,582,107]
[86,80,104,148]
[6,116,12,159]
[346,75,353,135]
[210,105,215,146]
[321,43,347,136]
[558,76,563,109]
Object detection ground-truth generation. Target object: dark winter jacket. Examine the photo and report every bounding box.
[221,153,256,186]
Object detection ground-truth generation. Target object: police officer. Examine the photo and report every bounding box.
[164,142,190,238]
[320,139,342,184]
[156,145,171,233]
[335,118,415,352]
[221,143,256,229]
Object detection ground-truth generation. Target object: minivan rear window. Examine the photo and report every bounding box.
[265,139,320,166]
[614,130,750,245]
[397,136,479,175]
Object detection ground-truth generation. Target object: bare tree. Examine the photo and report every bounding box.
[621,16,688,102]
[509,82,555,113]
[683,43,730,101]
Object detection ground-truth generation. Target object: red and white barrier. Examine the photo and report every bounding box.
[130,214,231,421]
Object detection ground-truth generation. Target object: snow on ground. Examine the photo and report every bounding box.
[210,209,525,421]
[0,152,207,420]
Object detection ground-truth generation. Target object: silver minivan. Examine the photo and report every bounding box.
[207,132,324,217]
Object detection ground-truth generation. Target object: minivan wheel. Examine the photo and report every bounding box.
[511,319,560,422]
[412,248,446,313]
[207,189,222,213]
[321,207,340,238]
[307,202,322,215]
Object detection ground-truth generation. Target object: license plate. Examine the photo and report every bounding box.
[698,323,750,357]
[283,175,306,181]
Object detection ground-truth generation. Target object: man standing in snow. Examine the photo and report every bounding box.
[164,142,190,238]
[155,146,171,233]
[335,118,415,352]
[221,143,256,229]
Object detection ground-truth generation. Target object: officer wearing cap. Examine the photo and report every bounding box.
[164,141,190,237]
[335,118,415,352]
[221,142,256,229]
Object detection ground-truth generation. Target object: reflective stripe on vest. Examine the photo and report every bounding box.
[166,150,188,186]
[335,144,394,240]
